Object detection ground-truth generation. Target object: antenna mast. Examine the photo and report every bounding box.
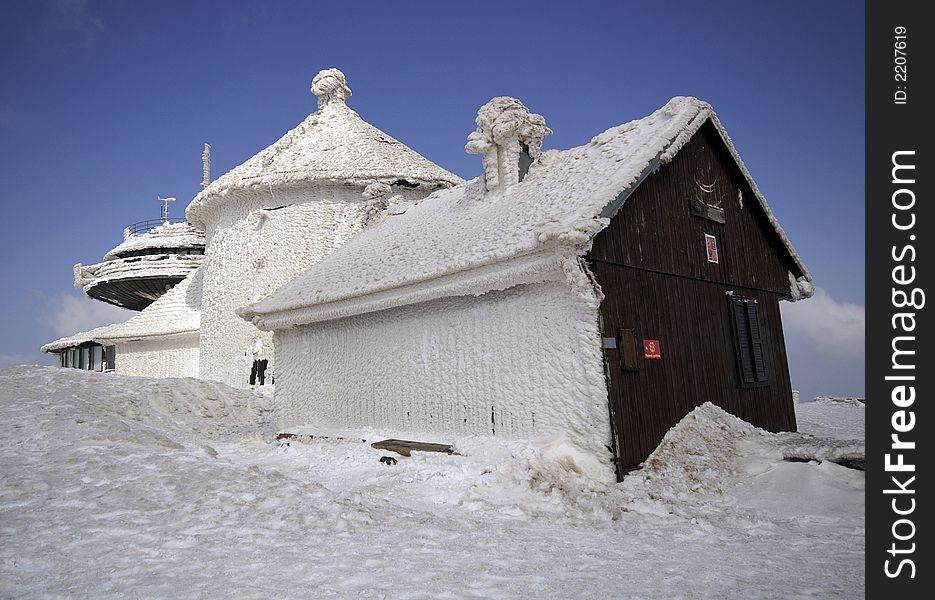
[201,143,211,189]
[157,196,177,223]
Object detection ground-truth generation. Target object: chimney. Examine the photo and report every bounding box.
[465,97,551,193]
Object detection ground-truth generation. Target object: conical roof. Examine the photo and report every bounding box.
[187,68,462,225]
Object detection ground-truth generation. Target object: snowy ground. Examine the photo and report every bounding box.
[1,367,864,598]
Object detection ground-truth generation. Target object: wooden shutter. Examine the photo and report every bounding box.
[731,297,770,387]
[619,328,640,371]
[746,302,769,383]
[732,299,754,384]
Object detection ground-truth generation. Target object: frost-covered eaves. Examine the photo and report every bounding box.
[242,96,813,328]
[242,248,573,330]
[75,255,202,292]
[41,324,124,353]
[186,101,462,227]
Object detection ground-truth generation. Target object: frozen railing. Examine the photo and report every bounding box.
[123,218,191,238]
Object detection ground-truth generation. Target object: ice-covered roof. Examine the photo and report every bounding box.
[95,268,202,342]
[186,68,462,225]
[104,222,204,260]
[41,324,122,353]
[42,269,202,353]
[241,96,812,328]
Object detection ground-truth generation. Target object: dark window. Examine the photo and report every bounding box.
[518,143,533,182]
[71,347,80,369]
[104,346,116,371]
[250,359,269,386]
[730,297,769,387]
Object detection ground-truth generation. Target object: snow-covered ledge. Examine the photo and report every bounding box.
[240,248,579,331]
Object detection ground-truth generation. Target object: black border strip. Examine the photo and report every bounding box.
[867,1,932,596]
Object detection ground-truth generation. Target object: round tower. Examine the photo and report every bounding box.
[186,68,462,389]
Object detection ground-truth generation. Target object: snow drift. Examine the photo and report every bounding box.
[0,367,863,598]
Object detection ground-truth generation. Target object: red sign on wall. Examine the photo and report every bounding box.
[705,233,719,264]
[643,339,662,359]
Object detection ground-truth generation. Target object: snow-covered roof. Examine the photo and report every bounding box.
[241,96,812,329]
[104,221,204,260]
[41,324,122,353]
[95,268,202,342]
[42,269,202,353]
[186,68,462,226]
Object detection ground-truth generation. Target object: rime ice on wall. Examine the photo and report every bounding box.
[274,280,612,461]
[115,337,200,379]
[189,69,461,388]
[196,187,376,387]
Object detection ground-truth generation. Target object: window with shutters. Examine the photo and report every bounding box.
[730,297,770,388]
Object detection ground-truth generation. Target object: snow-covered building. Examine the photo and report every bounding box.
[186,68,461,388]
[43,216,205,371]
[43,68,461,386]
[240,95,813,478]
[42,69,813,478]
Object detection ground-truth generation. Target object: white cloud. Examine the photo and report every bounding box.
[39,293,133,338]
[781,287,864,361]
[781,288,865,401]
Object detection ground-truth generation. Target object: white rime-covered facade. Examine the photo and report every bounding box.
[186,69,460,388]
[44,68,460,384]
[241,95,813,474]
[43,70,812,477]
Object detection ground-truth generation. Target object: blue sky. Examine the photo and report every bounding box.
[0,0,864,401]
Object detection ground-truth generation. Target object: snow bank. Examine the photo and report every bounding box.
[1,370,863,598]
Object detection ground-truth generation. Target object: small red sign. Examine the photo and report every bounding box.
[705,233,719,264]
[643,339,662,359]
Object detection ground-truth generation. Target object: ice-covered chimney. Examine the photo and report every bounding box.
[311,68,352,111]
[465,97,551,193]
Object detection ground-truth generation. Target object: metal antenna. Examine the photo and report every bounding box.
[157,196,177,223]
[201,143,211,189]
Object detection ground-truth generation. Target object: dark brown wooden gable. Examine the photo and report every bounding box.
[589,121,802,296]
[587,120,801,478]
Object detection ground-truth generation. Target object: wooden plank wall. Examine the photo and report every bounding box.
[592,263,796,471]
[588,121,804,296]
[587,122,801,475]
